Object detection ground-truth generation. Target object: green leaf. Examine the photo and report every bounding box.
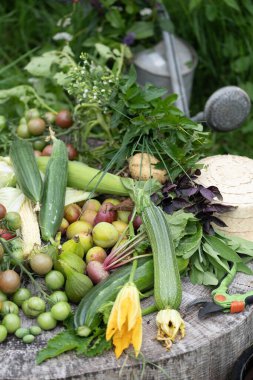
[190,266,204,284]
[223,0,240,11]
[121,65,137,93]
[25,51,60,77]
[128,22,154,39]
[205,4,218,21]
[237,262,253,275]
[204,235,242,263]
[232,56,251,73]
[36,329,83,364]
[143,85,167,101]
[76,331,112,357]
[181,224,202,259]
[203,271,219,286]
[105,8,124,29]
[0,85,33,104]
[203,243,231,273]
[189,0,202,12]
[95,43,113,60]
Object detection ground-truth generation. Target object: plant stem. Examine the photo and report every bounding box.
[142,304,157,316]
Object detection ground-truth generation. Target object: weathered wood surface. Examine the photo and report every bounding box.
[1,269,253,380]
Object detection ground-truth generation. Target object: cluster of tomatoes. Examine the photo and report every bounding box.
[16,109,78,160]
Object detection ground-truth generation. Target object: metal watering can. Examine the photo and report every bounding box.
[134,7,251,132]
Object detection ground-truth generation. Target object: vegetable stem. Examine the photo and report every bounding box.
[142,304,157,316]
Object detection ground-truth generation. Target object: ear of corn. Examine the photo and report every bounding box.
[37,157,131,196]
[39,137,68,241]
[19,198,41,258]
[10,139,43,209]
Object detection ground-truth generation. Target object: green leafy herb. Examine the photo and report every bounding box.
[36,328,111,364]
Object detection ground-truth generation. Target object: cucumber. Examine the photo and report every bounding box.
[39,137,68,241]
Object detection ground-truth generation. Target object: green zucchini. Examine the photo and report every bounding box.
[10,139,43,207]
[39,138,68,241]
[74,256,187,330]
[74,258,154,330]
[142,204,182,310]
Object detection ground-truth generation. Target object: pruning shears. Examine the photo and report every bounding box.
[186,264,253,318]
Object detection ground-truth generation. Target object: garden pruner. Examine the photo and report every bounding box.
[186,264,253,319]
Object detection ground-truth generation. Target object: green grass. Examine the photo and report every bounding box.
[166,0,253,157]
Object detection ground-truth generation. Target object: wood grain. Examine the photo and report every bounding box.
[1,268,253,380]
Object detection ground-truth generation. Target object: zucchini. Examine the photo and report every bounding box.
[39,137,68,241]
[142,204,182,310]
[74,256,187,330]
[10,139,43,208]
[74,258,154,330]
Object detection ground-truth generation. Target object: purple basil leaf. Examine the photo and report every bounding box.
[208,216,227,227]
[185,204,202,214]
[176,186,199,198]
[199,186,216,201]
[203,221,215,235]
[207,186,223,201]
[162,183,177,194]
[203,204,236,214]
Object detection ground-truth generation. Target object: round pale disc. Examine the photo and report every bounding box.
[196,154,253,241]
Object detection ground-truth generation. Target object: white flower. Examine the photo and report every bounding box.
[140,8,152,16]
[62,17,71,28]
[52,32,73,42]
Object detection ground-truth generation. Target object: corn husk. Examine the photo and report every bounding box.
[0,157,16,188]
[65,187,92,206]
[19,198,41,258]
[0,187,41,258]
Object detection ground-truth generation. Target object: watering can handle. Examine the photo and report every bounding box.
[159,6,190,117]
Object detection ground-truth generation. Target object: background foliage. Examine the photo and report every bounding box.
[0,0,252,158]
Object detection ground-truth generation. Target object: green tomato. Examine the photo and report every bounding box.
[0,325,7,342]
[16,123,30,139]
[22,334,35,344]
[25,108,40,120]
[1,301,19,315]
[33,140,46,151]
[12,288,31,306]
[22,300,40,318]
[37,312,57,331]
[48,291,68,304]
[0,116,6,132]
[4,212,22,231]
[45,271,65,291]
[2,313,21,333]
[10,250,24,265]
[28,297,46,313]
[0,290,7,302]
[51,302,71,321]
[29,325,41,336]
[15,327,30,339]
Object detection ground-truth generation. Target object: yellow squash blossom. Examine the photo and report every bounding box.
[106,282,142,359]
[156,309,185,350]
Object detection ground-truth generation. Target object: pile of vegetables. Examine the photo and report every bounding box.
[0,34,253,366]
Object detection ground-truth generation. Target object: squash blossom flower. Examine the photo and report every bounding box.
[156,309,185,350]
[106,282,142,359]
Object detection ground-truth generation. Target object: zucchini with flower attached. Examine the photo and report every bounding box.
[39,134,68,241]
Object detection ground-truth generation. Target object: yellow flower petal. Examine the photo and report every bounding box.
[105,282,143,359]
[156,309,185,350]
[131,316,142,357]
